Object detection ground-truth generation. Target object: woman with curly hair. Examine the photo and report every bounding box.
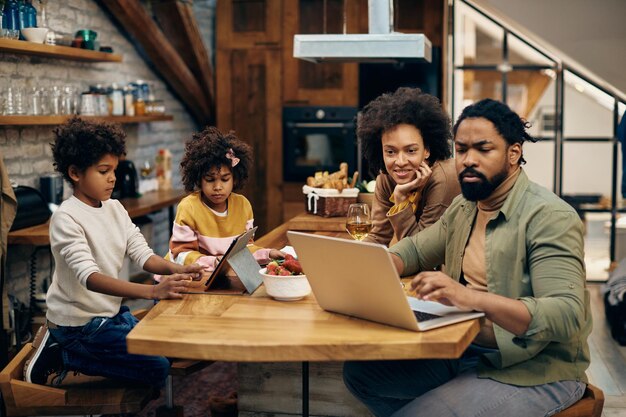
[359,87,460,245]
[167,126,283,274]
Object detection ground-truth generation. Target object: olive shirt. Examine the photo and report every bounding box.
[390,170,591,386]
[365,158,460,246]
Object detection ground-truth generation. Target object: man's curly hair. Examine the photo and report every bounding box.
[180,126,252,192]
[51,117,126,186]
[358,87,452,178]
[452,99,537,165]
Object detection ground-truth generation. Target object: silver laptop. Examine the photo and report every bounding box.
[287,231,484,331]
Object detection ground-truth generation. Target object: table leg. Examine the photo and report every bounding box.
[302,361,309,417]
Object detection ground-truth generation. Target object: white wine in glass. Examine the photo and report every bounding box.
[346,203,372,241]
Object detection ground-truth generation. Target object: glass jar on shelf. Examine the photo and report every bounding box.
[109,83,124,116]
[123,85,135,117]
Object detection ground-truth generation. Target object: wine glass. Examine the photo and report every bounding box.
[345,203,372,241]
[140,160,152,178]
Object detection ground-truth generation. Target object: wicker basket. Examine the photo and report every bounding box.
[303,185,359,217]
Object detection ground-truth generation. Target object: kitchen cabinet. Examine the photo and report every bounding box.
[282,0,362,106]
[216,48,283,233]
[216,0,282,49]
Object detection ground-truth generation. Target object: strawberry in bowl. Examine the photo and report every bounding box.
[260,255,310,301]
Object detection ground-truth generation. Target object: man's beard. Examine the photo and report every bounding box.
[458,166,508,201]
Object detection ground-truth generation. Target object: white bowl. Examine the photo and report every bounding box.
[259,267,311,301]
[21,27,49,44]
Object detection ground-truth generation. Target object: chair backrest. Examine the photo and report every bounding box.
[552,384,604,417]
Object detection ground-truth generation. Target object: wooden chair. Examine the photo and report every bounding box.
[0,342,156,416]
[133,308,214,417]
[553,383,604,417]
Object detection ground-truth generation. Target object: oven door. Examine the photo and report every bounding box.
[283,121,356,182]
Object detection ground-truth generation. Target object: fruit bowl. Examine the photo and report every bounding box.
[259,267,311,301]
[21,27,49,43]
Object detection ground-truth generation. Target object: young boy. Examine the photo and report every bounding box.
[24,117,203,387]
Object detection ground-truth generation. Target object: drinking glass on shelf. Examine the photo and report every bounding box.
[28,87,43,115]
[345,203,372,241]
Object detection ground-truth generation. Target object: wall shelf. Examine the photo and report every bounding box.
[0,38,122,62]
[0,115,174,126]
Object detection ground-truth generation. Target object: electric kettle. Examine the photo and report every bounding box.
[113,159,139,199]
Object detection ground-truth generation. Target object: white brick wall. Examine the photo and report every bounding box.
[0,1,215,318]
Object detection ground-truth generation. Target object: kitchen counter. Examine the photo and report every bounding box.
[7,189,187,246]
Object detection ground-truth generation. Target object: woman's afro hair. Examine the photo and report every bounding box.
[358,87,452,178]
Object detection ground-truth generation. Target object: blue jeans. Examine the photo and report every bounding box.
[48,306,170,387]
[343,345,586,417]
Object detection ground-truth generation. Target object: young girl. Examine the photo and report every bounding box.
[167,126,282,275]
[24,117,203,387]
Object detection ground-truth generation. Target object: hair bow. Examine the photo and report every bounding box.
[225,148,240,167]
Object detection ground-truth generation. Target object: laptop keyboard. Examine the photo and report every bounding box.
[413,310,442,322]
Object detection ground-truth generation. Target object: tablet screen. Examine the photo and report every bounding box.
[204,227,258,289]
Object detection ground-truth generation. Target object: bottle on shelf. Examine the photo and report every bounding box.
[109,83,124,116]
[23,0,36,28]
[3,0,20,35]
[123,85,135,117]
[155,148,172,190]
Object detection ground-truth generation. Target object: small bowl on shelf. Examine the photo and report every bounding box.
[259,267,311,301]
[21,27,49,44]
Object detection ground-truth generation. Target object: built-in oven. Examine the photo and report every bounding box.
[283,106,358,182]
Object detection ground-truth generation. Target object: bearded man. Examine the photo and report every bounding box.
[343,99,592,417]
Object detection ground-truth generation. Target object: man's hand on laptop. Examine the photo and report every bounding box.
[410,271,479,312]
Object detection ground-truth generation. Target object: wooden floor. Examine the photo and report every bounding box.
[587,284,626,417]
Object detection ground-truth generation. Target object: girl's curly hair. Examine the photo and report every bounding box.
[358,87,452,178]
[180,126,252,192]
[51,117,126,186]
[452,98,537,165]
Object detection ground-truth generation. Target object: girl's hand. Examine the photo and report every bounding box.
[152,274,193,300]
[410,271,479,311]
[393,162,432,204]
[269,249,285,260]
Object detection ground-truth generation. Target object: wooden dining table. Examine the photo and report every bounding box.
[126,215,480,416]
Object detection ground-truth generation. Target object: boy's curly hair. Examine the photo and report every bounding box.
[358,87,452,178]
[180,126,252,192]
[452,98,537,165]
[51,117,126,186]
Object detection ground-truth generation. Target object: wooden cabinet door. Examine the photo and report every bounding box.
[282,0,363,106]
[216,48,283,232]
[394,0,444,48]
[217,0,282,49]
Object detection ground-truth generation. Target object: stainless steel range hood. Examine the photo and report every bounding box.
[293,0,432,64]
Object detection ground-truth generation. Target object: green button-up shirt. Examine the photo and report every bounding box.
[390,170,591,385]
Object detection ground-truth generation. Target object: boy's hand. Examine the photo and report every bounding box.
[177,263,204,280]
[152,274,193,300]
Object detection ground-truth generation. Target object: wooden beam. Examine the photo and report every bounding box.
[97,0,211,125]
[152,0,215,124]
